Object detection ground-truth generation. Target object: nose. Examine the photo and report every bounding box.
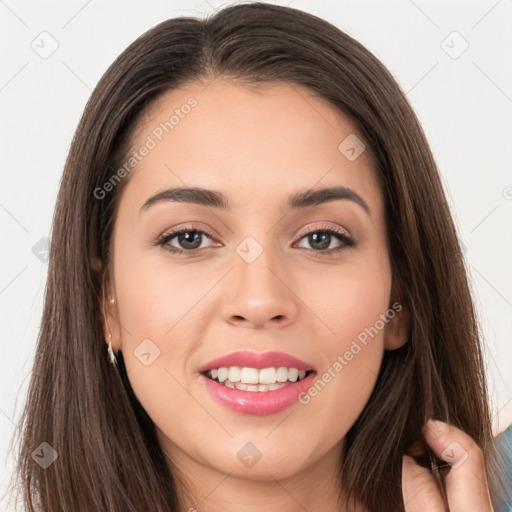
[221,247,299,330]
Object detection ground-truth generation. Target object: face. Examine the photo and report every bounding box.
[103,79,409,486]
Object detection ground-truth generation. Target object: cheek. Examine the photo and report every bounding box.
[300,250,391,351]
[113,241,212,341]
[111,242,208,399]
[296,252,391,420]
[111,249,206,435]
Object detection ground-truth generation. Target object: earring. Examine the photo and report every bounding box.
[107,333,118,366]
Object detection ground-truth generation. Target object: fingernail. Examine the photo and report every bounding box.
[426,419,449,435]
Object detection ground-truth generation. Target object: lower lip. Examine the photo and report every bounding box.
[200,372,316,415]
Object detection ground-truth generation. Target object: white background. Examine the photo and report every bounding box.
[1,0,511,509]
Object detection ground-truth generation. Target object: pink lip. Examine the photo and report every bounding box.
[198,350,316,416]
[198,350,315,373]
[200,372,316,415]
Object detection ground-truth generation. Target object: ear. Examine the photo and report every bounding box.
[383,282,411,350]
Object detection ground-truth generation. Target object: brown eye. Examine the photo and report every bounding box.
[156,227,217,255]
[294,226,355,256]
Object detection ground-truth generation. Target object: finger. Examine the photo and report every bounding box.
[423,419,494,512]
[402,454,446,511]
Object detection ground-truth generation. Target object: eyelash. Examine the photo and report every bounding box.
[154,223,356,257]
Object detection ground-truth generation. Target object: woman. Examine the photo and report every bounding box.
[12,3,509,511]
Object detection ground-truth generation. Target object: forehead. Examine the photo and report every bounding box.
[119,79,383,217]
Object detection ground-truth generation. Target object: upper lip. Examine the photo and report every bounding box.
[199,350,316,373]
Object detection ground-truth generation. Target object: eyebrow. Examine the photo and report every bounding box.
[139,185,371,215]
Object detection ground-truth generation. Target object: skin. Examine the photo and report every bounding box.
[101,79,492,511]
[402,420,494,511]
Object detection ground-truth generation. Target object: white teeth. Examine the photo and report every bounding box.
[208,366,310,387]
[276,367,289,382]
[228,366,241,382]
[240,367,259,384]
[288,368,299,382]
[259,367,276,384]
[217,367,229,383]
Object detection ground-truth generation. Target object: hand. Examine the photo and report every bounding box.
[402,419,494,511]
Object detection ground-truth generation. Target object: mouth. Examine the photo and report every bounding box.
[201,366,315,392]
[198,350,317,413]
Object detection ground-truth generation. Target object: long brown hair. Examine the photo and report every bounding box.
[11,3,507,511]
